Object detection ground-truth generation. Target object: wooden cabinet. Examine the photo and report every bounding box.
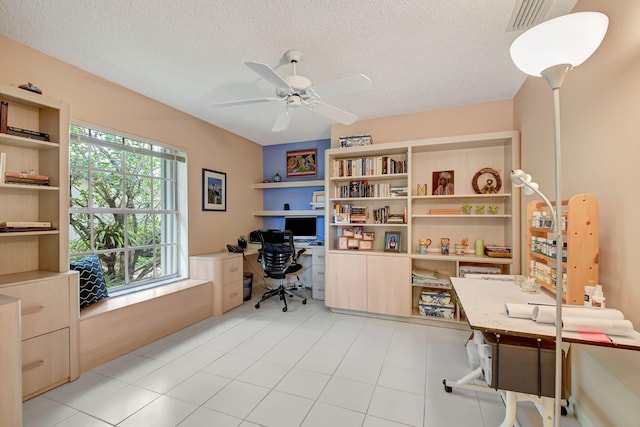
[325,252,411,317]
[190,252,244,315]
[324,131,520,325]
[525,194,599,305]
[0,84,79,399]
[325,253,367,311]
[366,254,411,317]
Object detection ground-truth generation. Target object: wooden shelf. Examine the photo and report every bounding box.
[0,183,59,191]
[412,214,511,219]
[411,193,512,200]
[525,194,599,305]
[0,230,59,238]
[253,210,324,217]
[253,179,324,189]
[330,196,407,202]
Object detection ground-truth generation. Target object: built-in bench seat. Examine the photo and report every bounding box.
[79,278,212,372]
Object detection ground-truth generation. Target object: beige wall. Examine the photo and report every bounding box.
[513,1,640,425]
[331,99,513,146]
[0,36,263,257]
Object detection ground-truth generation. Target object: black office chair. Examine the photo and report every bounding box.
[255,229,307,312]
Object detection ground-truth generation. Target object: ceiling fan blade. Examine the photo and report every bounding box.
[272,109,294,132]
[212,97,280,107]
[310,100,358,125]
[246,61,292,90]
[312,74,372,99]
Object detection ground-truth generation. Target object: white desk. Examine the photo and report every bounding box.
[452,278,640,350]
[447,278,640,427]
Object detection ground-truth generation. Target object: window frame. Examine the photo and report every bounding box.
[69,121,188,293]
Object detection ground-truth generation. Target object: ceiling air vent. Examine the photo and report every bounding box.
[506,0,553,32]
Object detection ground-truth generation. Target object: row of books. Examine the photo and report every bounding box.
[332,155,407,177]
[334,181,409,199]
[0,101,51,141]
[372,205,406,224]
[333,204,368,224]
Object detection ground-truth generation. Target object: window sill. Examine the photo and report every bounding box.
[79,278,211,320]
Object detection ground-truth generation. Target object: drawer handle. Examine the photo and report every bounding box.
[229,292,239,298]
[230,267,240,272]
[22,360,45,372]
[22,305,45,316]
[317,272,325,276]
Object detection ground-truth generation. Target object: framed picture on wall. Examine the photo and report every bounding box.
[286,148,317,177]
[202,168,226,211]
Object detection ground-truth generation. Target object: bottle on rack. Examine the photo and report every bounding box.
[592,284,606,308]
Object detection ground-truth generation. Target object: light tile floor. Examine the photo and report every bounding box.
[24,289,559,427]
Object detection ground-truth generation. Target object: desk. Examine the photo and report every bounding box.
[447,278,640,427]
[244,243,326,300]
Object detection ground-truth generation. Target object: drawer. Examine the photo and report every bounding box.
[312,266,325,282]
[222,280,243,313]
[22,328,70,399]
[312,250,325,266]
[221,256,243,285]
[1,276,70,339]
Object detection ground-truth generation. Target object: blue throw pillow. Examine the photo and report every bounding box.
[70,254,109,309]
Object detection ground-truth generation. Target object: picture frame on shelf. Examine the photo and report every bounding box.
[384,231,401,252]
[354,226,363,239]
[362,231,375,241]
[432,170,454,195]
[347,238,360,249]
[286,148,317,177]
[359,240,373,250]
[334,212,350,224]
[338,236,348,250]
[202,168,226,211]
[342,227,354,238]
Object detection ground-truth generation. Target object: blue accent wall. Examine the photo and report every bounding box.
[262,138,330,241]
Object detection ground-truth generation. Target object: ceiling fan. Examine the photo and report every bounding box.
[213,50,372,131]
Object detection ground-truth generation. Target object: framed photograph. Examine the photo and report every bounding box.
[347,238,360,249]
[335,212,350,224]
[363,231,375,241]
[359,240,373,250]
[342,227,354,237]
[384,231,401,252]
[338,236,348,250]
[432,170,455,195]
[202,168,226,211]
[286,148,317,177]
[354,226,363,239]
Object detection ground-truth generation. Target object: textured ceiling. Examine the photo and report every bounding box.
[0,0,576,145]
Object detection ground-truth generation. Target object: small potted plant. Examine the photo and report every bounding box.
[488,205,499,214]
[462,204,472,214]
[475,205,485,215]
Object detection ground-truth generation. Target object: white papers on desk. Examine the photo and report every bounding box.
[532,306,625,323]
[504,303,535,319]
[504,303,635,337]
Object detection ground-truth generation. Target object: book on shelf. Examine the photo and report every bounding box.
[5,125,50,142]
[0,221,52,228]
[0,101,7,133]
[4,171,50,186]
[0,152,5,184]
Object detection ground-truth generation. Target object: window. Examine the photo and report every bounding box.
[69,123,187,292]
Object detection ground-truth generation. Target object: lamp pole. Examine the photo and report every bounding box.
[540,63,570,426]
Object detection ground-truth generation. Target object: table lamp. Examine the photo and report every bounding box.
[510,11,608,426]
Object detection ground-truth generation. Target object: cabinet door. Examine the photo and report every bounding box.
[325,253,367,311]
[366,254,411,317]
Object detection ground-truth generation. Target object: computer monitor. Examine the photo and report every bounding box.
[284,216,317,241]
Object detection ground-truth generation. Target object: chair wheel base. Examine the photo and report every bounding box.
[282,306,288,312]
[255,303,260,309]
[302,299,307,304]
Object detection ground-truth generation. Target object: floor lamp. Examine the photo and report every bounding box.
[509,11,608,426]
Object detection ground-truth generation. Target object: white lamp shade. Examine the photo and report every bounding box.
[510,11,609,76]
